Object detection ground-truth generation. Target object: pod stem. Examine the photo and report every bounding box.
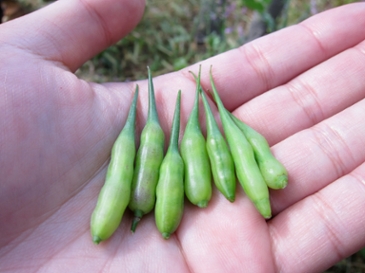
[168,91,181,153]
[131,210,143,233]
[147,67,160,124]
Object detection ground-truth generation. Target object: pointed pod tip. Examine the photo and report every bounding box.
[147,66,152,79]
[177,90,182,103]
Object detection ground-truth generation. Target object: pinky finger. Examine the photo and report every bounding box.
[269,162,365,273]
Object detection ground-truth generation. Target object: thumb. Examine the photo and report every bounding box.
[0,0,145,72]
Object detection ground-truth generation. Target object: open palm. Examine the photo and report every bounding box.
[1,1,365,272]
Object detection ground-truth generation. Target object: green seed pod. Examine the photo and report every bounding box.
[230,114,288,190]
[155,91,184,239]
[90,85,139,244]
[209,67,271,219]
[181,68,212,208]
[129,68,165,232]
[199,84,236,202]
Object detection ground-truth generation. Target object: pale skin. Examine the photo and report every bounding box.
[1,0,365,272]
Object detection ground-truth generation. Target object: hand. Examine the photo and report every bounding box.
[1,1,365,272]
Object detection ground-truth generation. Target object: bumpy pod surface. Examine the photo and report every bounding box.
[181,68,212,208]
[209,67,271,219]
[230,114,288,190]
[129,68,165,232]
[155,91,184,239]
[200,87,236,202]
[91,86,139,244]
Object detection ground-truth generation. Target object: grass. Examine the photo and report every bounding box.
[8,0,360,82]
[74,0,362,82]
[4,0,365,271]
[76,0,247,82]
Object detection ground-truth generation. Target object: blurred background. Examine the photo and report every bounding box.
[1,0,365,271]
[1,0,362,82]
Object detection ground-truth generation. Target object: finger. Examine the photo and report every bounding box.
[184,3,365,110]
[125,29,365,142]
[233,38,365,145]
[269,163,365,273]
[0,0,145,71]
[268,98,365,215]
[220,30,365,214]
[100,3,365,138]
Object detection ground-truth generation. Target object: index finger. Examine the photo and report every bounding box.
[184,3,365,110]
[0,0,145,72]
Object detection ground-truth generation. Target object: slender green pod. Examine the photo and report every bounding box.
[229,114,288,190]
[90,86,139,244]
[155,91,184,239]
[209,67,271,218]
[129,68,165,232]
[196,75,236,202]
[181,67,212,208]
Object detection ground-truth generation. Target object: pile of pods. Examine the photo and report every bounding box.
[90,66,288,244]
